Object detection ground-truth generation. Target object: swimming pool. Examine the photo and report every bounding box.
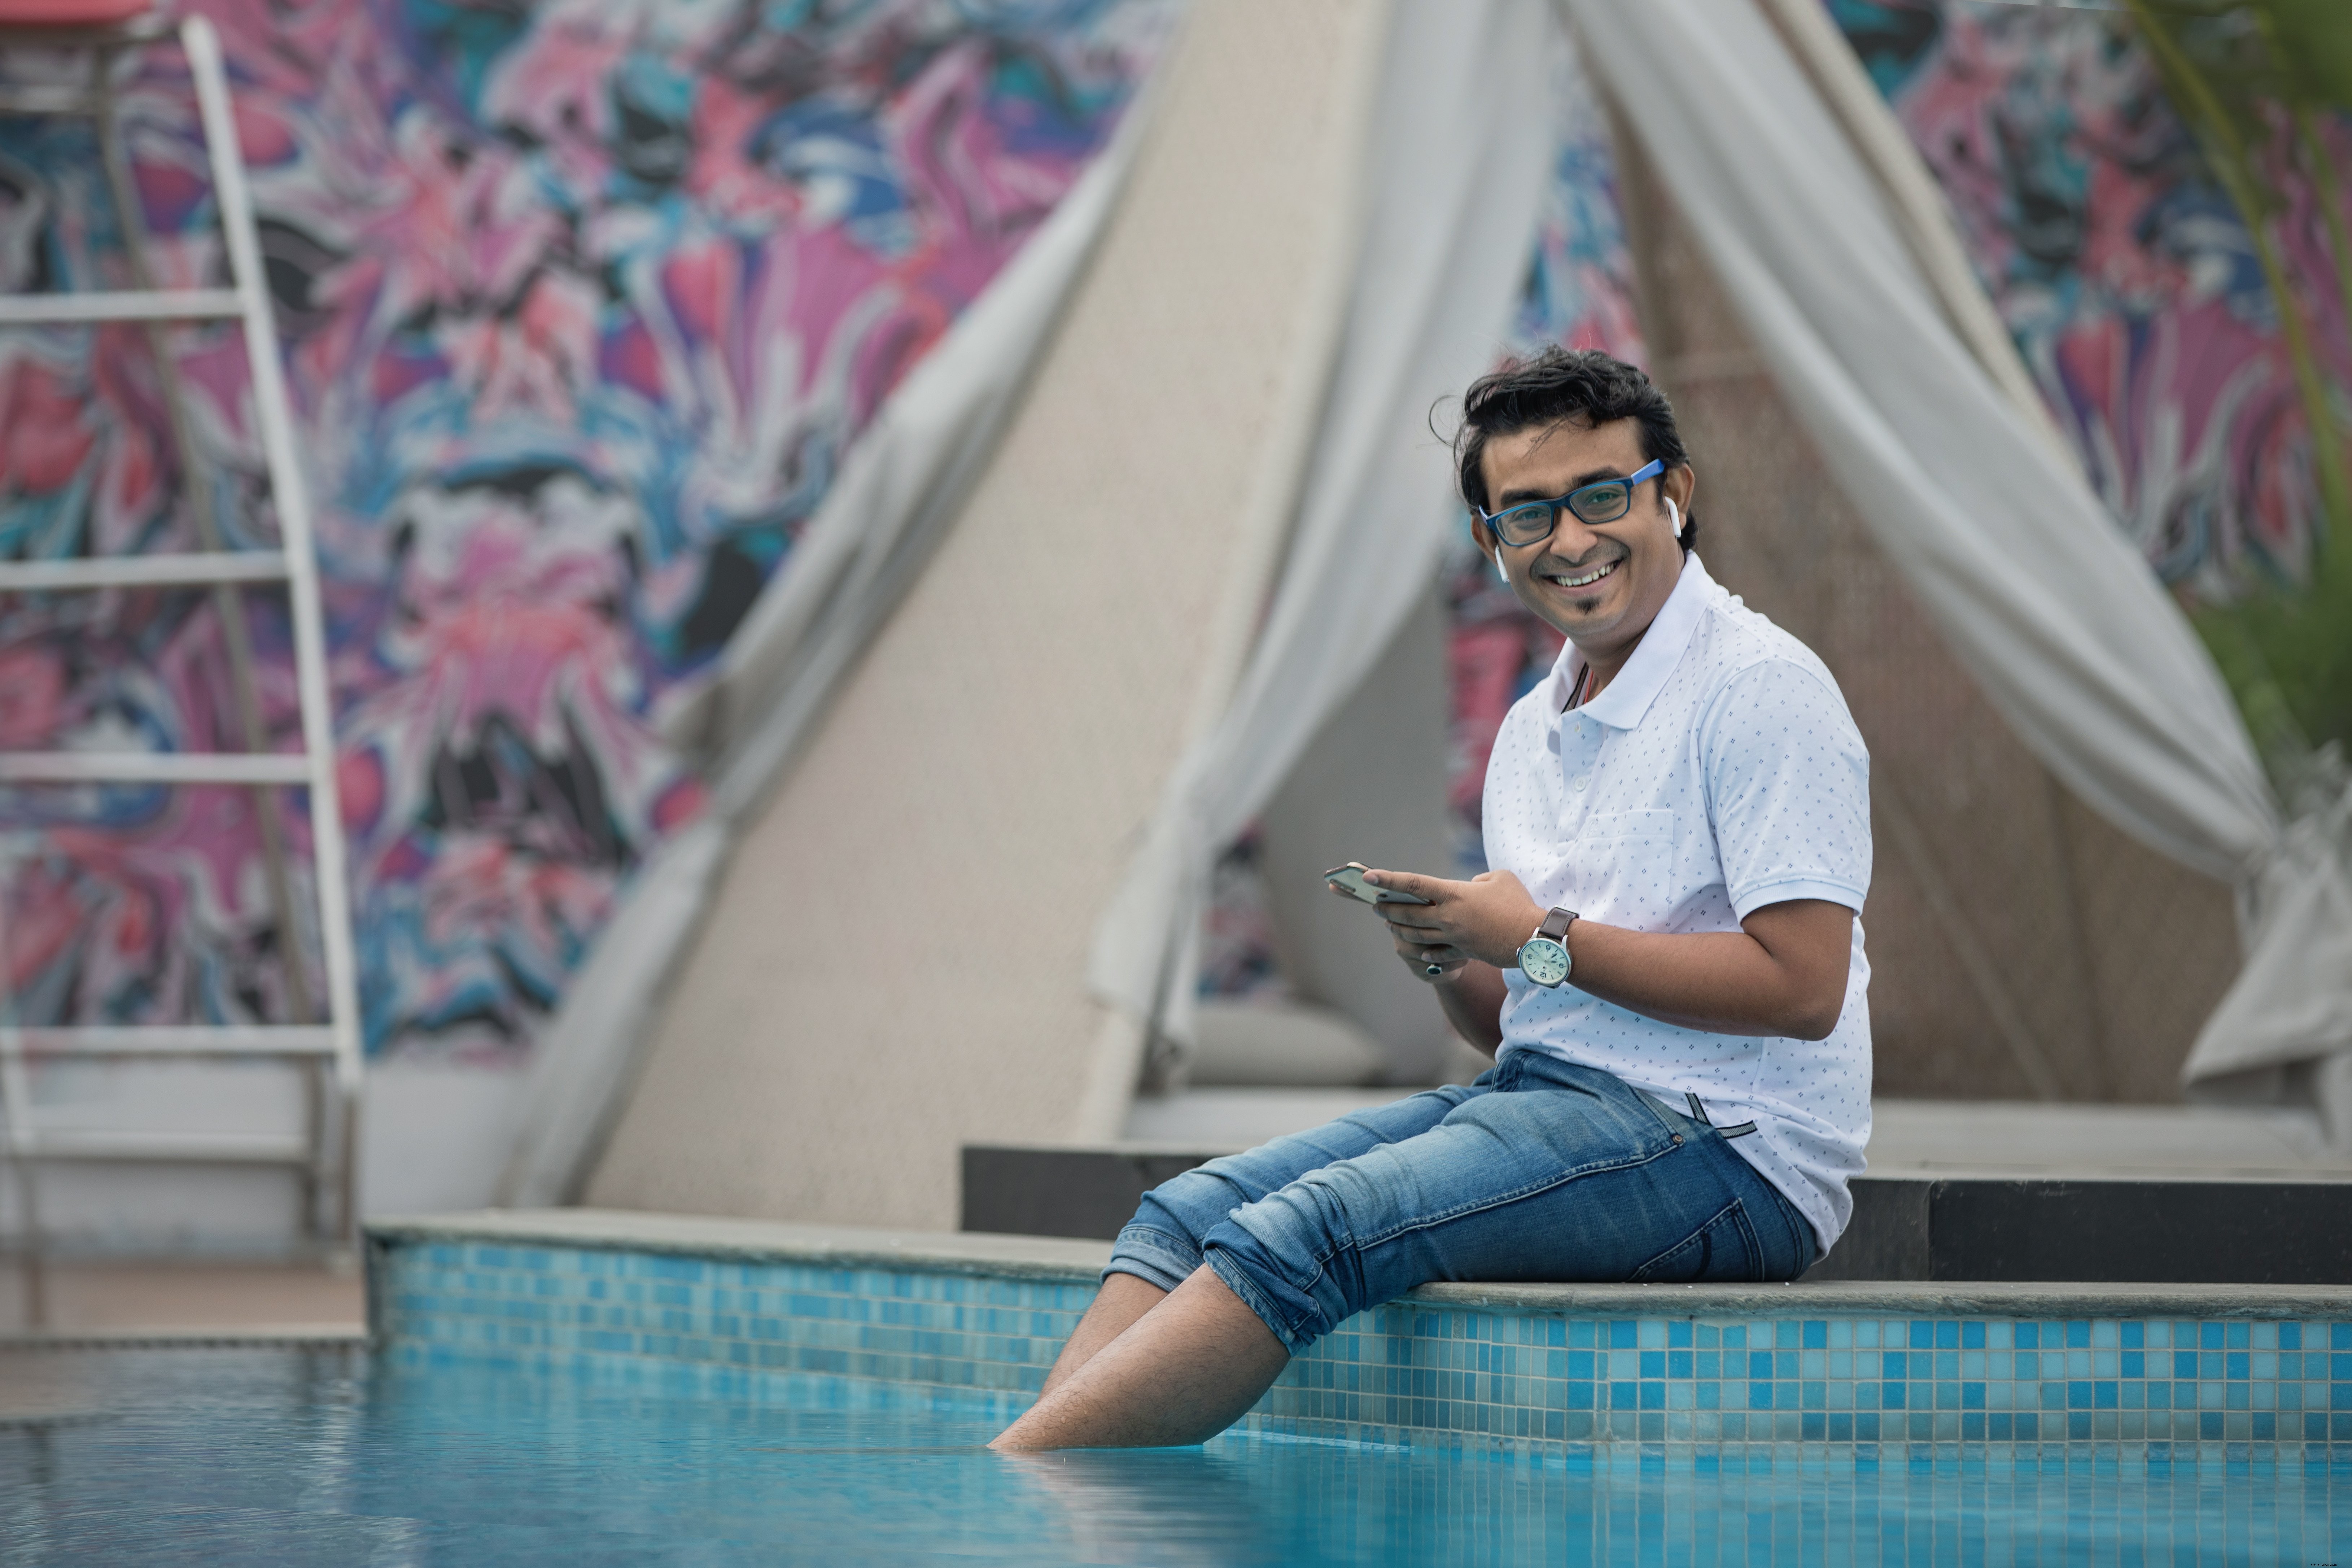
[5,1207,2349,1564]
[3,1340,2347,1564]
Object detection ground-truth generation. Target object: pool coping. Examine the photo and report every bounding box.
[366,1208,2352,1320]
[366,1208,1114,1284]
[0,1326,368,1350]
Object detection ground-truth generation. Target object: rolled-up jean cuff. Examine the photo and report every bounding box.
[1205,1246,1315,1356]
[1103,1224,1202,1294]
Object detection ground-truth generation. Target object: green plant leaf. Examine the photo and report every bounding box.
[2266,0,2352,111]
[2126,0,2352,776]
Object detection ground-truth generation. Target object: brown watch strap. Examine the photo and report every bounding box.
[1540,907,1577,941]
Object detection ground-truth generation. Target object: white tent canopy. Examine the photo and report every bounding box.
[1559,0,2352,1129]
[1095,0,2351,1136]
[1086,0,1560,1062]
[545,0,1413,1224]
[508,0,2352,1214]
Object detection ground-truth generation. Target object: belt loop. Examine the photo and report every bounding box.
[1686,1090,1756,1140]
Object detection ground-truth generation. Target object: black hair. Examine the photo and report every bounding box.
[1451,348,1696,555]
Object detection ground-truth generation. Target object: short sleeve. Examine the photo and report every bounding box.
[1698,658,1871,920]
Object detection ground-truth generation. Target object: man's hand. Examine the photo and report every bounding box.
[1327,868,1546,977]
[1325,861,1854,1043]
[1324,866,1519,1052]
[1328,866,1855,1040]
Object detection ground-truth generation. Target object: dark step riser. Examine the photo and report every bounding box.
[962,1147,2352,1285]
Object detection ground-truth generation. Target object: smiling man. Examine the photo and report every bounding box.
[993,349,1872,1451]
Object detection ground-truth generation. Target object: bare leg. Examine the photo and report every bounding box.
[991,1265,1288,1450]
[1040,1271,1166,1399]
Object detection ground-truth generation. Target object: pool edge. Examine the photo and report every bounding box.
[365,1210,2352,1460]
[366,1207,2352,1319]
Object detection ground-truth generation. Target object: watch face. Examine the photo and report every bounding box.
[1520,937,1571,987]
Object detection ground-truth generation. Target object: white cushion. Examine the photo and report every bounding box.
[1187,1000,1388,1088]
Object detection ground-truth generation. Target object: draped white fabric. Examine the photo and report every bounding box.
[494,107,1156,1206]
[1085,0,1560,1048]
[1560,0,2352,1126]
[502,0,2352,1207]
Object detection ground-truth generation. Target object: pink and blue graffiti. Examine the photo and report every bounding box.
[1836,0,2348,598]
[0,0,1176,1058]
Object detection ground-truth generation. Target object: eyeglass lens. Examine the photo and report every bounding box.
[1493,479,1635,544]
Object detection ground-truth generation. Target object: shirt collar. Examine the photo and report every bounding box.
[1542,552,1717,730]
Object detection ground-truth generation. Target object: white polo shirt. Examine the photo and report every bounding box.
[1483,552,1871,1252]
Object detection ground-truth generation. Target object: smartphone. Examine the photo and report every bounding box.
[1323,862,1432,905]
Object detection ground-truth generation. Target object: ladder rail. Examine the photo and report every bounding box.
[0,15,170,49]
[0,1025,337,1057]
[0,1011,341,1299]
[89,29,322,1240]
[0,552,291,591]
[14,1129,315,1164]
[0,19,370,1300]
[0,753,311,784]
[185,16,365,1244]
[0,289,243,324]
[0,1004,46,1328]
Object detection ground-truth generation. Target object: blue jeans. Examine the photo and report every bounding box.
[1107,1054,1817,1354]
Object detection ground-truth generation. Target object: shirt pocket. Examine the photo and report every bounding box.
[1579,808,1677,848]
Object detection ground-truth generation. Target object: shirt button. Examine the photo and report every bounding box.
[1572,776,1589,792]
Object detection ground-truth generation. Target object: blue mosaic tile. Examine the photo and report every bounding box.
[372,1233,2352,1463]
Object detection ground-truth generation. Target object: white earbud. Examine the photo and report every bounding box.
[1666,497,1682,537]
[1492,550,1509,584]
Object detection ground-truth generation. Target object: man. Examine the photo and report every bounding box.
[993,349,1871,1450]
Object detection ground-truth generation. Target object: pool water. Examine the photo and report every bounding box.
[2,1346,2348,1565]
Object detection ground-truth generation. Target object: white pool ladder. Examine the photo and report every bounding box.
[0,14,363,1324]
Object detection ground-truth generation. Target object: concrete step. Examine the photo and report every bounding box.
[1124,1092,2347,1178]
[967,1094,2352,1284]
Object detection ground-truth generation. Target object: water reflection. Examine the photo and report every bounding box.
[0,1348,2342,1565]
[999,1446,1287,1565]
[1207,1433,2352,1565]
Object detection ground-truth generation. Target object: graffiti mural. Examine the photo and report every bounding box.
[0,0,1176,1058]
[1830,0,2350,602]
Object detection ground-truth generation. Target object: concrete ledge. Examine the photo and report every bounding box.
[366,1209,2352,1320]
[0,1326,367,1350]
[966,1145,2352,1284]
[367,1208,1113,1284]
[1407,1280,2352,1319]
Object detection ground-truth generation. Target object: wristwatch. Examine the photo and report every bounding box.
[1517,907,1578,987]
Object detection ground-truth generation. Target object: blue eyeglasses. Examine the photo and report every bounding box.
[1477,458,1665,547]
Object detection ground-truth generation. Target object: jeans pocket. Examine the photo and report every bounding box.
[1629,1198,1764,1284]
